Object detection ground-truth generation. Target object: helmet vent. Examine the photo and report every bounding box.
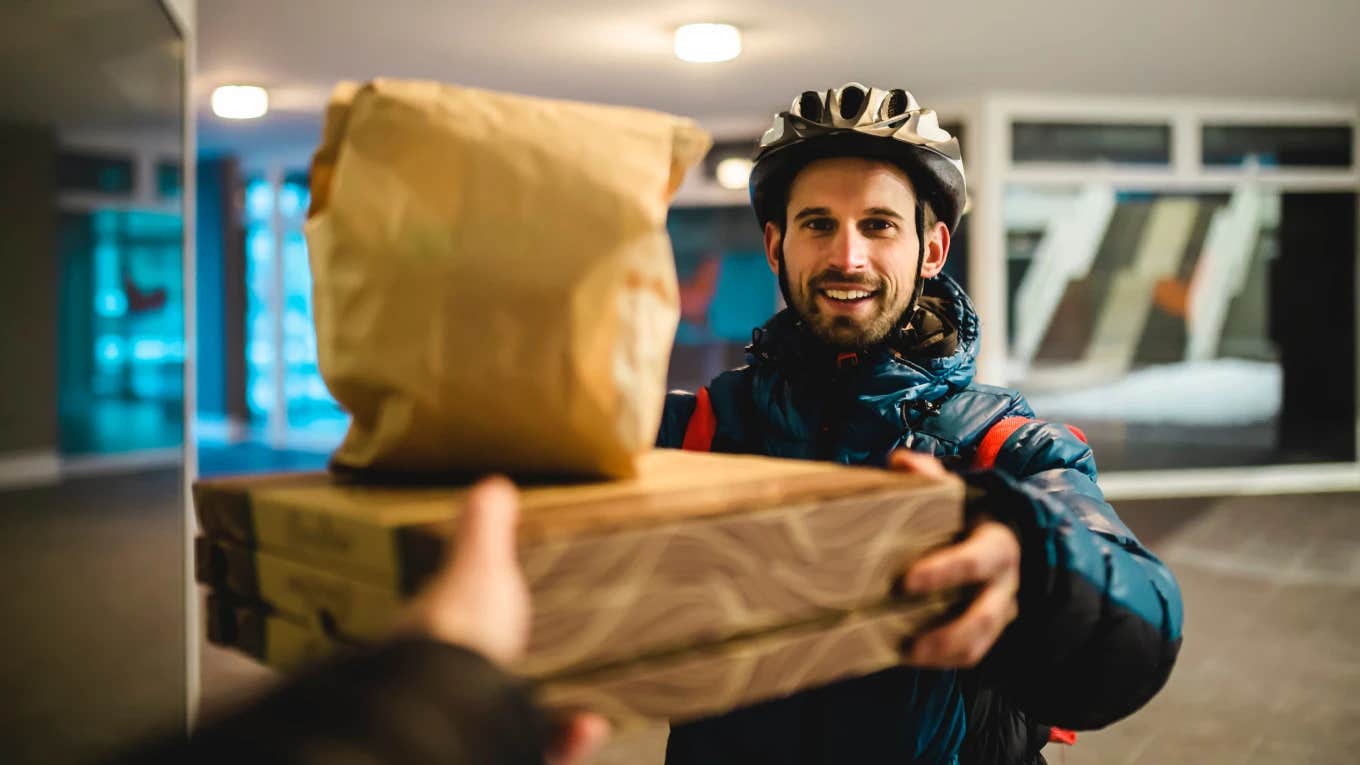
[885,89,909,118]
[839,86,866,120]
[798,91,823,122]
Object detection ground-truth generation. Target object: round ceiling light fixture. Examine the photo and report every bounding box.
[212,85,269,120]
[674,23,742,63]
[715,157,754,190]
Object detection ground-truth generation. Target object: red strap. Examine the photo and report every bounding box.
[681,387,717,452]
[1049,727,1078,746]
[973,418,1092,470]
[972,416,1034,470]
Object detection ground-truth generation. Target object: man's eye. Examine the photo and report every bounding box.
[804,218,835,232]
[862,218,895,232]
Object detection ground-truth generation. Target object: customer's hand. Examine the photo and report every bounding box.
[888,450,1021,668]
[407,476,530,665]
[405,476,610,765]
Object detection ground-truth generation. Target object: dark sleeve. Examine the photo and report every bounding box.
[967,411,1185,731]
[111,639,549,765]
[657,390,697,448]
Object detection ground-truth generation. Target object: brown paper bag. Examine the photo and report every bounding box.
[305,80,711,478]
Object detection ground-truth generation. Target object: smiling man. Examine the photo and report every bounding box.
[657,84,1184,765]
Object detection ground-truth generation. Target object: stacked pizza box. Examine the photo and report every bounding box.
[194,448,963,727]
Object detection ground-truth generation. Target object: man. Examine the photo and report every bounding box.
[108,478,610,765]
[658,83,1184,765]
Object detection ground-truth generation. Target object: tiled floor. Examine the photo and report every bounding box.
[0,470,186,765]
[1061,492,1360,765]
[1,471,1356,764]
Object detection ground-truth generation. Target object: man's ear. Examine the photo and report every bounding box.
[920,220,950,279]
[763,222,783,275]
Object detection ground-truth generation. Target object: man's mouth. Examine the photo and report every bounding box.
[819,288,877,303]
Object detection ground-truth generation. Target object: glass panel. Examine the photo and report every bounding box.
[243,179,275,420]
[1202,124,1353,167]
[240,172,348,448]
[58,209,184,453]
[1012,122,1172,164]
[1005,182,1356,470]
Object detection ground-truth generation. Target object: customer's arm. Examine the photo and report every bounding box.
[110,478,608,765]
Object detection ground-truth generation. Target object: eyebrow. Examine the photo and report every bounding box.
[864,207,903,220]
[793,207,831,222]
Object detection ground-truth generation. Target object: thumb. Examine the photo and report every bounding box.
[547,713,611,765]
[451,475,521,573]
[888,449,949,479]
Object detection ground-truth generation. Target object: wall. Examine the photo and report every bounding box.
[0,124,60,469]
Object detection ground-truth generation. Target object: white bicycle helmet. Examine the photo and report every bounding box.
[750,83,966,232]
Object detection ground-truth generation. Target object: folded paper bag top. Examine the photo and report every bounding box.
[306,80,712,479]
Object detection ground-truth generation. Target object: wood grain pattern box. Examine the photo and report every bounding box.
[195,449,964,725]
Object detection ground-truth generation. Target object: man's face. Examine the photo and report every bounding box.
[765,157,948,349]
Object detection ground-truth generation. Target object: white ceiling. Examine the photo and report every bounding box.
[197,0,1360,159]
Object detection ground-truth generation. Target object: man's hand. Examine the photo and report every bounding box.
[403,476,610,765]
[888,450,1021,668]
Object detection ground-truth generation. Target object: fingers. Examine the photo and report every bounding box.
[547,712,611,765]
[905,521,1018,593]
[449,475,521,574]
[887,449,949,479]
[902,567,1019,668]
[898,520,1022,668]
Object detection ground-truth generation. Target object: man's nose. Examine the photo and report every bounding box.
[826,228,870,272]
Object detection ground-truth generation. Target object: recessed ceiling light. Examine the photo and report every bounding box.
[675,23,741,63]
[715,157,754,190]
[212,85,269,120]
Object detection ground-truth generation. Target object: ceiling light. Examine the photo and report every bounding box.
[675,23,741,63]
[715,157,753,190]
[212,85,269,120]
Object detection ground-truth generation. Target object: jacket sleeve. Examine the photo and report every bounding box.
[967,404,1184,731]
[108,639,549,765]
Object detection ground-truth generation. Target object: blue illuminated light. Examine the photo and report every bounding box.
[249,341,274,366]
[249,230,273,260]
[131,338,167,361]
[96,291,128,317]
[249,379,274,412]
[246,181,274,221]
[279,184,306,218]
[97,336,123,363]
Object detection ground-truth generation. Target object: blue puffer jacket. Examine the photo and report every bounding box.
[657,274,1184,765]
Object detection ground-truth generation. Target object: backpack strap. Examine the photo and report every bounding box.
[681,386,718,452]
[972,417,1089,471]
[1049,727,1078,746]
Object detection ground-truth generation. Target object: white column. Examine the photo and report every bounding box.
[970,97,1009,386]
[267,165,288,448]
[163,0,199,735]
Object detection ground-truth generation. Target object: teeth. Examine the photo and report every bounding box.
[824,289,872,300]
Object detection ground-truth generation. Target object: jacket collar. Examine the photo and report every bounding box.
[747,273,980,396]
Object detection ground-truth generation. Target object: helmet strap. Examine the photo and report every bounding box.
[904,198,927,329]
[775,240,794,308]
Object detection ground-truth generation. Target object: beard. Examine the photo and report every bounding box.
[788,267,911,351]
